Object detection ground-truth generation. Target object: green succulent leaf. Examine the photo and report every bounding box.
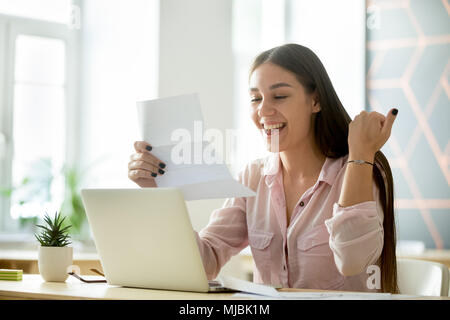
[34,211,72,247]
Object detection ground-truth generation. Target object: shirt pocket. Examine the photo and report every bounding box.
[248,229,274,269]
[296,224,345,290]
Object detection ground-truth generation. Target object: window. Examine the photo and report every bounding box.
[0,0,72,24]
[0,3,78,232]
[10,35,66,221]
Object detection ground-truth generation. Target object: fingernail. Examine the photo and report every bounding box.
[392,108,398,116]
[151,172,157,177]
[158,169,165,175]
[146,145,152,151]
[159,163,166,169]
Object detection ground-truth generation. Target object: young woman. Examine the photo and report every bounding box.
[128,43,399,293]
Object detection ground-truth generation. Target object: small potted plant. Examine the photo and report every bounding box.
[35,211,73,282]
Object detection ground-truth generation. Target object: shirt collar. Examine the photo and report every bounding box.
[263,152,346,187]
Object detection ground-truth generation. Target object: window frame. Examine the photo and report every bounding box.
[0,12,79,233]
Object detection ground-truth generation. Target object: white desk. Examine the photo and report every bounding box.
[1,275,448,300]
[0,275,239,300]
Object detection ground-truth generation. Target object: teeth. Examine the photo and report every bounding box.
[264,123,285,130]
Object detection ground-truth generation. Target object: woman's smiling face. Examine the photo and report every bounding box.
[249,62,321,153]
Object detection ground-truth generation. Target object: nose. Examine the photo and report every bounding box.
[257,99,276,117]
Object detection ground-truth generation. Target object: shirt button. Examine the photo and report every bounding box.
[299,201,305,207]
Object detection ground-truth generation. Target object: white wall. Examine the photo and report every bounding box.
[158,0,234,135]
[157,0,236,233]
[287,0,366,119]
[79,0,159,187]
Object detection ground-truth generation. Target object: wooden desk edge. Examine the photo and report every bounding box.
[0,290,99,300]
[0,276,448,300]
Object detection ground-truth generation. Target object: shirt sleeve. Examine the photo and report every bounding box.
[324,180,384,277]
[194,167,250,280]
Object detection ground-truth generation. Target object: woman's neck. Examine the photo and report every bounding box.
[279,136,326,183]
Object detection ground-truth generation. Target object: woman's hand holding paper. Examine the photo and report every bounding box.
[128,141,167,188]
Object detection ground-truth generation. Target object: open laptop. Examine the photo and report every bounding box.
[80,188,234,293]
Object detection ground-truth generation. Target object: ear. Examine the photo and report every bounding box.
[312,95,321,113]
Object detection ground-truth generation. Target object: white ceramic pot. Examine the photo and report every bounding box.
[38,246,73,282]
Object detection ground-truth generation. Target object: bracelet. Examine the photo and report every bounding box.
[347,159,374,166]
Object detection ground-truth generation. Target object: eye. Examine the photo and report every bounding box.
[250,97,262,103]
[274,96,287,99]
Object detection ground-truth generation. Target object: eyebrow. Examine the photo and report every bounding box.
[249,82,293,92]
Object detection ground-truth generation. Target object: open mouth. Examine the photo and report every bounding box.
[263,123,287,136]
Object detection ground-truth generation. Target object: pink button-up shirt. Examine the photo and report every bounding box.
[195,152,384,291]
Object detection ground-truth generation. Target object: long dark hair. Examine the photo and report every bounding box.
[249,43,398,294]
